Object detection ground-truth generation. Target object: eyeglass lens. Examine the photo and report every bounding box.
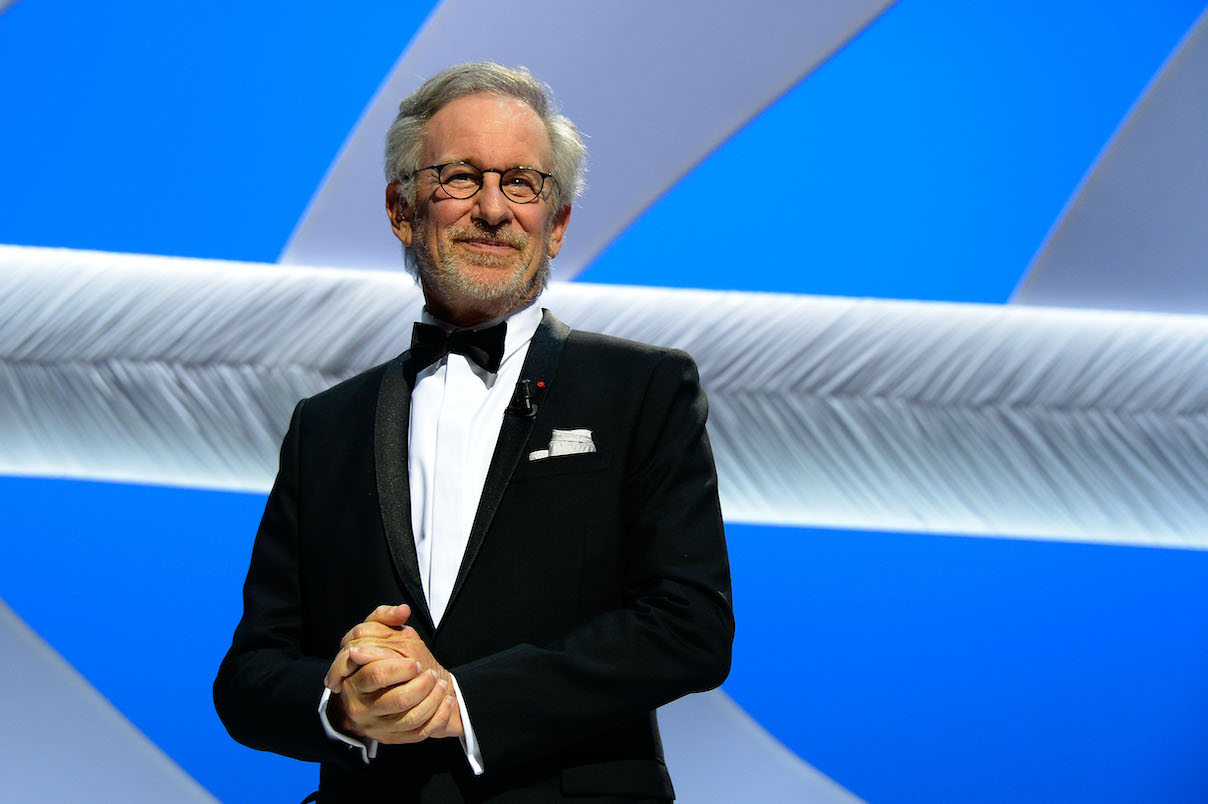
[437,163,545,203]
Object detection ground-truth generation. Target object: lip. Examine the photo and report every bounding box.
[456,238,518,253]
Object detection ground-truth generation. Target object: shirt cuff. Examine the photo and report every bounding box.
[318,687,379,764]
[448,673,484,775]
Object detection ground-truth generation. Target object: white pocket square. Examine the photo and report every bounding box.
[529,428,596,461]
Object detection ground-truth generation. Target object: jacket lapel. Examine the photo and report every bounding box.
[443,310,571,623]
[374,353,436,634]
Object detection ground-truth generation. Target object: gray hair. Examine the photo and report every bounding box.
[384,62,587,212]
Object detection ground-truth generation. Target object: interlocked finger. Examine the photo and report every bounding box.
[344,654,423,695]
[342,620,409,647]
[385,675,452,735]
[326,644,408,691]
[365,669,440,718]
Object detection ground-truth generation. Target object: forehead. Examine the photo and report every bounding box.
[422,92,553,170]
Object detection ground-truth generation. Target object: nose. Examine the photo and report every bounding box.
[472,174,514,228]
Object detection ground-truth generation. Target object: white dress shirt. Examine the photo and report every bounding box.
[319,300,544,773]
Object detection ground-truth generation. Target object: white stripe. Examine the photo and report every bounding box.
[4,244,1208,548]
[279,0,896,278]
[1014,9,1208,314]
[0,598,218,803]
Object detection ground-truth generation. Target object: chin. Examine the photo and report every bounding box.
[414,242,550,319]
[451,264,528,300]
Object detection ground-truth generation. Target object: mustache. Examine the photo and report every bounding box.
[448,225,527,250]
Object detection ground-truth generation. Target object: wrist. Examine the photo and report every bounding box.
[328,692,359,737]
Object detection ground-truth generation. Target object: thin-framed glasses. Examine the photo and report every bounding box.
[412,162,554,204]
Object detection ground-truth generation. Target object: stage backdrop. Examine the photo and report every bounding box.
[2,2,1207,802]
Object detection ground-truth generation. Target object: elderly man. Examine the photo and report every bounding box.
[214,62,733,803]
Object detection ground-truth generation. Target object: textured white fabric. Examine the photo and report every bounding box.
[4,244,1208,548]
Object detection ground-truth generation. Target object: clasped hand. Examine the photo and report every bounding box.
[324,604,463,744]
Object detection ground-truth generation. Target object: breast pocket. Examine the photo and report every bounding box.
[511,447,613,482]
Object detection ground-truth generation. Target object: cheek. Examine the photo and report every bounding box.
[515,212,553,253]
[515,208,547,235]
[427,201,473,233]
[425,215,459,253]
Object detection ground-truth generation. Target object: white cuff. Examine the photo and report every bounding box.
[318,687,379,764]
[448,673,484,775]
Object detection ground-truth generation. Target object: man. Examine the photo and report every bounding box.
[214,62,733,803]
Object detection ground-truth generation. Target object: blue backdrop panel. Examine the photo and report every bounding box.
[0,476,312,803]
[580,0,1205,301]
[726,522,1208,804]
[4,476,1207,803]
[4,1,1208,801]
[0,0,436,262]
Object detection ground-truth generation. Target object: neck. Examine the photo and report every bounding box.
[422,297,510,327]
[420,284,539,328]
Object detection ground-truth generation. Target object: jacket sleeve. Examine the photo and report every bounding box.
[453,349,735,771]
[212,398,361,769]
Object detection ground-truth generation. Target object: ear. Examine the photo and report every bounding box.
[546,204,572,259]
[386,182,413,246]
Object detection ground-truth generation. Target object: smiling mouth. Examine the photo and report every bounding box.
[456,238,520,255]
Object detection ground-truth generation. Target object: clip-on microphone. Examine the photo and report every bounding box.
[506,378,540,418]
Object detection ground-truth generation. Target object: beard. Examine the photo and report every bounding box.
[407,216,551,320]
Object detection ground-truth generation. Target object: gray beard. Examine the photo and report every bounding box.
[406,221,551,319]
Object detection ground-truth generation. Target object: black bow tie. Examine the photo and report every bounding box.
[410,321,507,374]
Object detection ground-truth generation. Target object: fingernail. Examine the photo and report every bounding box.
[439,679,449,691]
[415,662,423,673]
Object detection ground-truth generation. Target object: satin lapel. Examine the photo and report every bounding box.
[374,354,436,634]
[442,310,571,625]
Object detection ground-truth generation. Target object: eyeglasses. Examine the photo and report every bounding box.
[412,162,554,204]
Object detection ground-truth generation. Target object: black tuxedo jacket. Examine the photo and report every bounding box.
[214,311,734,803]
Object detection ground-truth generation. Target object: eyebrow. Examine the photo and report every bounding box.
[444,159,547,171]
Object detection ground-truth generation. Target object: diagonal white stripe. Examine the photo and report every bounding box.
[1014,8,1208,313]
[660,691,865,803]
[4,245,1207,548]
[280,0,896,279]
[0,597,217,803]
